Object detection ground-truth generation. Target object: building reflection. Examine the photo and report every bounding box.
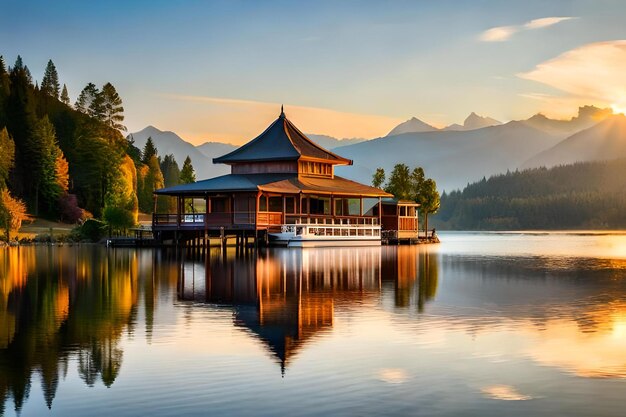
[178,246,437,372]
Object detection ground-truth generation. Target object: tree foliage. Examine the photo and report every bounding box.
[40,60,60,99]
[141,137,157,164]
[180,156,196,184]
[372,167,385,189]
[160,154,180,187]
[0,127,15,189]
[60,84,70,105]
[100,82,125,131]
[0,189,30,241]
[435,159,626,230]
[75,83,103,119]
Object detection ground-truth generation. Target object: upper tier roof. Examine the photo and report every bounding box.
[213,108,352,165]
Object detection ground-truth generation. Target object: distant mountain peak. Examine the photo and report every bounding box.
[463,112,501,130]
[386,117,438,136]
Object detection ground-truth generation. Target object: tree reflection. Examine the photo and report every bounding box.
[0,247,141,412]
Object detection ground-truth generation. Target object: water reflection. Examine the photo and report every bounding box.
[178,247,437,373]
[0,247,146,413]
[1,237,626,416]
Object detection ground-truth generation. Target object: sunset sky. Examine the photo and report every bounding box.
[3,0,626,144]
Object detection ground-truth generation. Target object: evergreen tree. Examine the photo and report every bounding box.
[40,59,60,98]
[160,154,180,187]
[60,84,70,105]
[100,82,125,131]
[75,83,103,119]
[126,135,142,164]
[31,116,66,214]
[372,167,385,189]
[13,55,24,72]
[180,156,196,184]
[0,128,15,189]
[142,137,157,163]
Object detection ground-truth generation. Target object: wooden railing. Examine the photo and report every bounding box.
[257,212,282,226]
[284,215,379,226]
[399,216,417,231]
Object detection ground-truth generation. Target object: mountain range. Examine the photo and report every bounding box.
[129,105,620,193]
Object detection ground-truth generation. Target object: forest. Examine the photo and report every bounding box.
[435,159,626,230]
[0,55,195,240]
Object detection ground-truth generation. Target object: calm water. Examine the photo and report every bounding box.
[2,232,626,416]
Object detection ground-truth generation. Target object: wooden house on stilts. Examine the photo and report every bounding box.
[152,108,419,247]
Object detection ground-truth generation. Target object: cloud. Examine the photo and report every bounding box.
[518,40,626,115]
[480,26,517,42]
[480,16,575,42]
[524,16,573,29]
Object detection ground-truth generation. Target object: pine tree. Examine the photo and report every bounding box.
[13,55,24,72]
[160,154,180,187]
[100,82,126,131]
[75,83,103,119]
[60,84,70,105]
[142,137,157,163]
[180,156,196,184]
[41,59,60,99]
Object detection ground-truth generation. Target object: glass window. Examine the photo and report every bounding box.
[269,196,282,212]
[285,197,295,213]
[259,196,267,212]
[310,196,330,215]
[363,198,378,216]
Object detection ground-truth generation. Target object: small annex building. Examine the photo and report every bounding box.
[152,108,394,242]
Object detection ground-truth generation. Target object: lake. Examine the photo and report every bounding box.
[1,232,626,416]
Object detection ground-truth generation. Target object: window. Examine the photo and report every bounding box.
[268,196,282,212]
[285,197,295,213]
[309,196,330,215]
[211,197,229,213]
[363,198,378,216]
[259,196,267,211]
[334,198,361,216]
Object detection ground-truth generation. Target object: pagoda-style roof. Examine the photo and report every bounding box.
[213,109,352,165]
[155,173,392,197]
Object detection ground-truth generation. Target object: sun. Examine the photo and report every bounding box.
[611,103,626,115]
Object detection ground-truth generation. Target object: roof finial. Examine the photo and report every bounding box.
[280,104,285,118]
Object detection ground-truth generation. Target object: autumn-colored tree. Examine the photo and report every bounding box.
[0,189,30,241]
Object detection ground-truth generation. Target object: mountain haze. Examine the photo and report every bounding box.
[520,105,613,137]
[386,117,438,136]
[443,112,501,131]
[305,134,366,149]
[196,141,238,159]
[523,114,626,169]
[334,122,561,192]
[129,126,230,180]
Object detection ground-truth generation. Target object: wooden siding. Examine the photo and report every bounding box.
[232,161,298,174]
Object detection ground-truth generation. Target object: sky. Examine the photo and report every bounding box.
[3,0,626,145]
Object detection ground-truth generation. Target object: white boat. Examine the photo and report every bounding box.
[269,222,381,248]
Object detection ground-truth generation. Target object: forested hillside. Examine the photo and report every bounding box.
[0,55,194,238]
[435,159,626,230]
